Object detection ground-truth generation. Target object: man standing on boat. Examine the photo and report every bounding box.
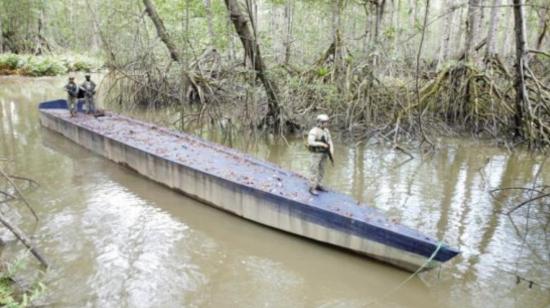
[64,76,79,117]
[80,74,96,114]
[307,114,334,195]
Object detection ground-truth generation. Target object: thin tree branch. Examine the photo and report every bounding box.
[0,169,39,221]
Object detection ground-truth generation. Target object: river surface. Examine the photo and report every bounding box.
[0,76,549,308]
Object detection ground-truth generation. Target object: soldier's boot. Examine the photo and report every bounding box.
[308,187,319,196]
[316,185,328,192]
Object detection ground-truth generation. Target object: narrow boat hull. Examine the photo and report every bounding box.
[39,100,459,272]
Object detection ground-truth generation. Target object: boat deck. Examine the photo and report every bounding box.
[42,109,431,240]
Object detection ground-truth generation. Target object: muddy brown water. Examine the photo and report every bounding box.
[0,76,548,307]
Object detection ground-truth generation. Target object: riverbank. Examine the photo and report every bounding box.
[0,54,101,77]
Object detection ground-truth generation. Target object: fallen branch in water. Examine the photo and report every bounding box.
[507,192,550,215]
[0,190,17,205]
[394,144,414,160]
[499,269,550,290]
[489,186,546,195]
[7,175,40,190]
[0,213,48,268]
[0,169,39,221]
[0,160,48,269]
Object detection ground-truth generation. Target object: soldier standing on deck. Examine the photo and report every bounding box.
[307,114,334,195]
[64,76,79,117]
[80,74,96,114]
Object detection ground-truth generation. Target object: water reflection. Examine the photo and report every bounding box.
[0,76,549,307]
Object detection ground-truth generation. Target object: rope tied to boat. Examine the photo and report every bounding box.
[364,241,443,306]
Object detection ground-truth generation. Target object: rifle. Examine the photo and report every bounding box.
[80,82,96,96]
[64,84,79,97]
[321,135,334,165]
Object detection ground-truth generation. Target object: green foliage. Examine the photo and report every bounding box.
[383,26,396,40]
[284,74,340,108]
[0,258,46,308]
[317,66,330,77]
[0,277,17,307]
[61,55,99,72]
[0,54,100,76]
[266,0,287,5]
[22,57,68,76]
[0,278,46,308]
[0,54,26,70]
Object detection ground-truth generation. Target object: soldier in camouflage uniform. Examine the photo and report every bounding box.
[64,76,79,117]
[307,114,333,195]
[80,74,96,114]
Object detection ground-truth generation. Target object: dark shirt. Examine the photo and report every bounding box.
[65,82,79,97]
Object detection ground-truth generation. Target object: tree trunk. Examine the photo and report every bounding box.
[142,0,181,62]
[283,0,294,65]
[407,0,415,33]
[35,4,44,55]
[512,0,529,138]
[389,0,394,33]
[374,0,386,43]
[452,5,466,56]
[86,0,115,63]
[70,0,76,49]
[437,0,456,68]
[464,0,480,62]
[185,0,190,64]
[416,0,432,146]
[485,0,501,57]
[270,2,275,58]
[224,0,281,128]
[362,3,371,53]
[394,0,401,47]
[0,13,3,53]
[500,0,513,56]
[411,0,418,27]
[227,14,236,61]
[331,0,339,43]
[204,0,215,47]
[476,0,485,41]
[91,0,101,52]
[332,0,344,75]
[252,0,259,44]
[535,6,548,50]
